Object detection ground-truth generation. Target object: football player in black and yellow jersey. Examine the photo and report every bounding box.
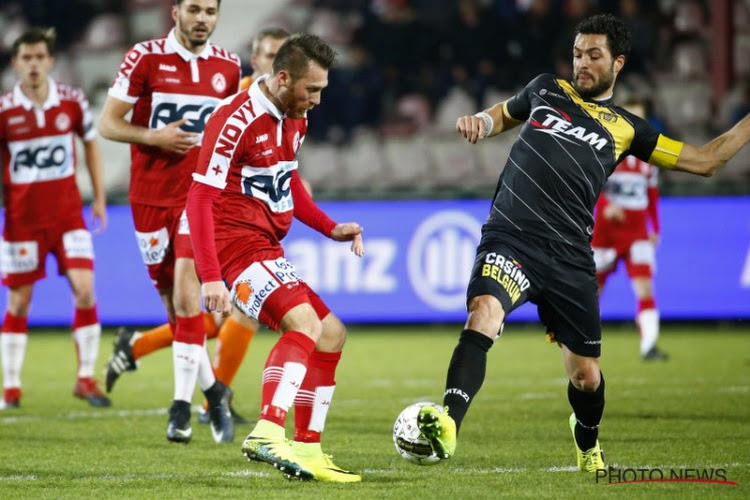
[418,14,750,472]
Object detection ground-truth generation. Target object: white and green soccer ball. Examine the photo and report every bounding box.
[393,402,442,466]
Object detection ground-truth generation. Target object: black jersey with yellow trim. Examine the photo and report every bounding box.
[486,73,683,252]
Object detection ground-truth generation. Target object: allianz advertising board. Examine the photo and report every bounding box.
[3,197,749,325]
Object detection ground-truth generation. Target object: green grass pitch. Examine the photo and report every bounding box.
[0,324,748,499]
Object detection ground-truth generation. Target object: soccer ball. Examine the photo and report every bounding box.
[393,401,442,465]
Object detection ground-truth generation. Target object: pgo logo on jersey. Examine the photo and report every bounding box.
[149,92,220,137]
[7,135,74,184]
[211,73,227,93]
[55,112,71,131]
[407,211,482,311]
[530,106,608,150]
[241,161,296,213]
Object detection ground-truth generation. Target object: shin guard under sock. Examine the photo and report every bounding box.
[442,329,494,432]
[568,372,605,451]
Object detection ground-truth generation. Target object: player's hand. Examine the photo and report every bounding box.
[148,119,198,154]
[456,114,487,144]
[90,197,108,233]
[201,280,232,316]
[649,232,660,246]
[603,203,625,222]
[331,222,364,257]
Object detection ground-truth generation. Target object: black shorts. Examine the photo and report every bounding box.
[466,231,602,357]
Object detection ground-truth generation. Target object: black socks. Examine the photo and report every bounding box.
[203,380,226,408]
[568,372,605,451]
[442,329,494,432]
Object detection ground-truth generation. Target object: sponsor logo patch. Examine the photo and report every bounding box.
[62,229,94,260]
[135,227,169,266]
[55,112,71,131]
[530,105,608,150]
[149,92,221,142]
[211,73,226,93]
[0,239,39,274]
[230,258,301,320]
[7,134,74,184]
[481,252,531,305]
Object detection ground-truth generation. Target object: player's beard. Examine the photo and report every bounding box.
[573,64,615,99]
[279,84,307,118]
[177,16,214,50]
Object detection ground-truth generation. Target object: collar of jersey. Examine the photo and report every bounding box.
[249,74,283,120]
[166,28,211,62]
[562,79,614,107]
[13,76,60,111]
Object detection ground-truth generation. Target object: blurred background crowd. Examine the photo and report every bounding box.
[1,0,749,200]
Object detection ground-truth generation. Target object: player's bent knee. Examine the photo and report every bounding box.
[74,292,96,309]
[172,295,203,317]
[466,295,505,338]
[569,366,601,392]
[7,286,34,316]
[280,303,323,341]
[318,314,347,351]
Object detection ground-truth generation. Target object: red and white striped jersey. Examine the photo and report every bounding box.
[594,155,660,237]
[192,76,307,246]
[108,29,241,207]
[0,78,94,229]
[602,155,658,211]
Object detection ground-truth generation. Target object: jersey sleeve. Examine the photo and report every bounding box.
[186,181,223,282]
[108,44,149,104]
[628,113,684,169]
[503,73,549,122]
[73,89,97,141]
[292,170,336,236]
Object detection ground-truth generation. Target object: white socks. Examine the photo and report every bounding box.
[1,333,27,389]
[73,323,101,378]
[637,308,660,355]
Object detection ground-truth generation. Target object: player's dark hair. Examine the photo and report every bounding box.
[574,14,630,58]
[175,0,221,6]
[272,33,336,80]
[252,27,290,56]
[12,27,56,57]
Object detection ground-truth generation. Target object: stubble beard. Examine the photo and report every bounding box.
[573,67,615,99]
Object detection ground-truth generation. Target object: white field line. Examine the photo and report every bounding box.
[0,470,275,481]
[361,462,750,475]
[1,463,747,482]
[0,407,167,424]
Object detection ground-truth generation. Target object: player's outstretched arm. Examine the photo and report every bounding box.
[82,139,107,232]
[98,96,197,154]
[674,113,750,177]
[456,101,523,144]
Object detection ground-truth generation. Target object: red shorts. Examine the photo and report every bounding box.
[592,236,655,286]
[226,256,330,332]
[1,216,93,287]
[130,203,193,290]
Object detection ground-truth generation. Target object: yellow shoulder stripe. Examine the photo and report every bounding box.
[556,79,634,162]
